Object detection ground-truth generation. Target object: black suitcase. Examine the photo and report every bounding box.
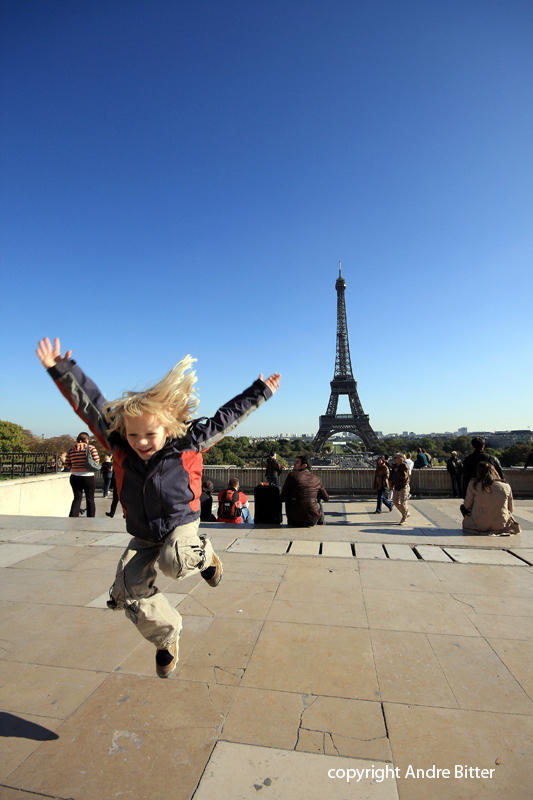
[254,484,283,525]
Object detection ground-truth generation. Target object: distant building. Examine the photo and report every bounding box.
[487,430,533,448]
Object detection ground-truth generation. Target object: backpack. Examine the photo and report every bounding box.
[218,489,241,520]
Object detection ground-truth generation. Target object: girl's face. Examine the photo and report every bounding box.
[124,413,168,460]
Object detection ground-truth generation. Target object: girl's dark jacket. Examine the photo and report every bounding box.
[47,358,272,542]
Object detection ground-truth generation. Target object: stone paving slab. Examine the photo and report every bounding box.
[321,541,353,558]
[443,547,526,566]
[228,538,290,554]
[0,711,62,783]
[194,742,400,800]
[0,542,53,567]
[89,532,130,547]
[288,540,320,555]
[509,548,533,565]
[414,544,454,562]
[355,543,388,559]
[384,704,533,800]
[383,544,419,561]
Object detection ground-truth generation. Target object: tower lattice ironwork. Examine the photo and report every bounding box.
[313,263,379,452]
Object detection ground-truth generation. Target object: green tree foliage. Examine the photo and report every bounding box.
[202,437,316,466]
[0,420,30,453]
[499,443,532,467]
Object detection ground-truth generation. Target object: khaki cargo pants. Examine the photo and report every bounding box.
[108,519,213,651]
[392,485,409,521]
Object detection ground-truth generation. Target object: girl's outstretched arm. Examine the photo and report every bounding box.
[36,337,72,368]
[36,337,111,449]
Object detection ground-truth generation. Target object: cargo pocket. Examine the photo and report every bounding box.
[108,555,127,610]
[159,533,208,579]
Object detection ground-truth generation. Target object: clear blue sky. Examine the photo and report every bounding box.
[1,0,532,440]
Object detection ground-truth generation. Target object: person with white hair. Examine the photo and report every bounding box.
[389,453,410,525]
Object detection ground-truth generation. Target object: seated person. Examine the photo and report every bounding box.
[217,478,251,523]
[413,447,428,469]
[200,480,216,521]
[281,454,329,526]
[462,462,521,536]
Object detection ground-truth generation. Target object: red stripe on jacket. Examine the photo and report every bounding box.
[55,380,110,450]
[181,450,203,513]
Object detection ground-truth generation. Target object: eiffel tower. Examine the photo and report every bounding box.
[313,263,379,452]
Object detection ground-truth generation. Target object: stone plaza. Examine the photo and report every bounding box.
[1,492,532,800]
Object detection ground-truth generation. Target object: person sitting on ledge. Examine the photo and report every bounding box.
[461,461,521,536]
[281,455,329,527]
[217,478,251,523]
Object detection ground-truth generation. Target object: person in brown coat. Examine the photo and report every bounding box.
[281,455,329,526]
[372,456,393,513]
[389,453,410,525]
[462,462,521,536]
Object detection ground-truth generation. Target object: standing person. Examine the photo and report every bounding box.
[389,453,410,525]
[265,451,283,486]
[36,336,280,679]
[372,456,393,513]
[101,454,113,498]
[64,433,100,517]
[461,437,504,498]
[446,451,463,498]
[405,453,414,475]
[461,462,520,536]
[106,473,120,519]
[281,455,329,526]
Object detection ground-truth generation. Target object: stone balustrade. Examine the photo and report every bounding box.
[1,467,531,517]
[203,466,533,497]
[0,473,73,516]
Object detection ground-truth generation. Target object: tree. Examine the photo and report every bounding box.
[26,434,76,455]
[448,436,472,458]
[499,443,532,468]
[202,445,224,465]
[0,420,30,453]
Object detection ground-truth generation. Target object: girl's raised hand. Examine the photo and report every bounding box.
[36,337,72,369]
[259,372,281,394]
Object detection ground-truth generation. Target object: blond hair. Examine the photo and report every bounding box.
[103,355,199,440]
